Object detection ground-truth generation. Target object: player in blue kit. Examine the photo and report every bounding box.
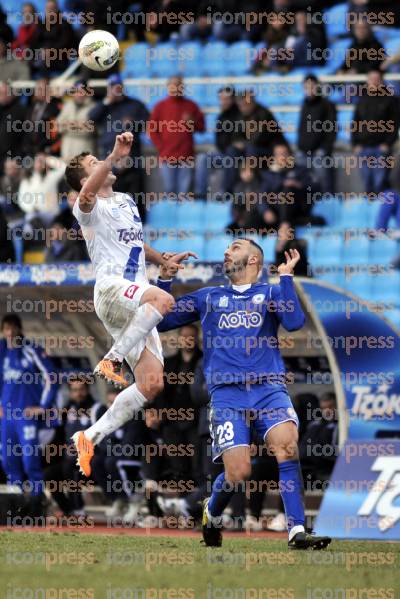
[157,239,331,550]
[0,314,59,516]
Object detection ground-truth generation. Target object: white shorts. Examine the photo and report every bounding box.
[94,276,164,371]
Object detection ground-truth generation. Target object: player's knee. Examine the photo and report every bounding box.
[139,376,164,401]
[225,462,251,484]
[150,291,175,316]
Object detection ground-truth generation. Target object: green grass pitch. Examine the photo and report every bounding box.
[1,532,400,598]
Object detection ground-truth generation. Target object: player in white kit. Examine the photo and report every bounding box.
[64,133,195,476]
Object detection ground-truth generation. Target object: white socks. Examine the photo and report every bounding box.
[106,303,163,363]
[288,525,305,541]
[84,384,146,445]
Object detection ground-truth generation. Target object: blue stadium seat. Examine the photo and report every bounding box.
[371,272,400,306]
[203,235,232,261]
[204,202,232,233]
[151,42,180,77]
[325,4,349,40]
[151,235,205,259]
[313,268,343,287]
[204,83,223,108]
[337,109,352,143]
[260,236,276,263]
[124,43,151,78]
[188,84,207,108]
[385,39,400,59]
[338,199,369,228]
[227,41,253,75]
[312,196,340,226]
[176,201,206,232]
[147,201,178,228]
[179,42,203,76]
[310,235,343,267]
[369,238,399,264]
[342,236,370,265]
[203,42,228,76]
[327,38,351,72]
[343,273,374,301]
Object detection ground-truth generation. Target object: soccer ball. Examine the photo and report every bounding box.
[78,30,120,72]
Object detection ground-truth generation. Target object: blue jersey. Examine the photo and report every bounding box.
[157,275,305,400]
[0,339,59,413]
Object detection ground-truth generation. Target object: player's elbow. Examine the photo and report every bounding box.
[282,312,305,331]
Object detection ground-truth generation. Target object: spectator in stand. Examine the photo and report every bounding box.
[57,80,96,161]
[0,205,15,262]
[159,325,202,484]
[226,164,265,236]
[148,0,191,42]
[252,12,291,74]
[149,75,205,197]
[0,84,27,174]
[0,159,24,223]
[299,392,338,487]
[0,7,15,45]
[352,70,400,194]
[18,154,65,223]
[0,314,58,517]
[45,209,88,262]
[23,79,61,156]
[222,89,286,193]
[297,74,337,194]
[257,143,316,237]
[31,0,75,76]
[11,3,38,60]
[194,86,240,199]
[0,40,30,83]
[88,74,148,216]
[339,20,385,74]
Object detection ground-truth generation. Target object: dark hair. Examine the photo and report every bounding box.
[236,237,264,263]
[65,151,90,191]
[303,73,318,84]
[218,85,235,96]
[1,313,22,330]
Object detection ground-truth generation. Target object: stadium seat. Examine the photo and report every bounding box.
[369,238,399,264]
[338,199,369,229]
[151,42,180,77]
[204,202,232,233]
[176,201,206,232]
[325,4,349,40]
[384,309,400,330]
[147,201,178,228]
[337,109,352,143]
[312,196,340,226]
[203,42,227,76]
[371,272,400,306]
[310,235,343,267]
[260,236,276,263]
[124,43,151,78]
[178,42,203,76]
[343,273,374,301]
[342,235,370,265]
[227,41,253,75]
[203,235,233,261]
[188,84,207,108]
[327,38,351,73]
[195,112,216,145]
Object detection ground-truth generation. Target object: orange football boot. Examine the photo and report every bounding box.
[71,431,94,477]
[94,358,129,389]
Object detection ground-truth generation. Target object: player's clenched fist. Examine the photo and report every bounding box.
[112,132,134,159]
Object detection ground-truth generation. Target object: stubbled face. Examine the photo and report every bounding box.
[80,154,116,188]
[367,71,382,91]
[223,239,257,277]
[69,381,89,404]
[177,326,198,351]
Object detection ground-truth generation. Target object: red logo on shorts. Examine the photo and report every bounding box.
[124,284,139,299]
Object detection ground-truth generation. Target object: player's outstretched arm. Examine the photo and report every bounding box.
[274,249,305,331]
[79,133,133,213]
[143,245,197,270]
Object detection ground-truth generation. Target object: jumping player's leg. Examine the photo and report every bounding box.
[104,286,174,364]
[74,342,164,476]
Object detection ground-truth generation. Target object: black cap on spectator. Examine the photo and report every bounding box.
[303,73,319,83]
[218,85,235,95]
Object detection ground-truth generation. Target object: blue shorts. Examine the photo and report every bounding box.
[210,383,298,463]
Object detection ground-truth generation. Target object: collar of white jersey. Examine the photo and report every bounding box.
[231,283,252,293]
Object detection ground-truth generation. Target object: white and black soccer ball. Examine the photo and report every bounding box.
[78,30,120,72]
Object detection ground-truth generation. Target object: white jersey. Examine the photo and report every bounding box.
[72,192,147,284]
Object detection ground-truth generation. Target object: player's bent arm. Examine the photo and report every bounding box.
[78,155,115,213]
[143,243,166,266]
[156,282,202,332]
[273,275,305,331]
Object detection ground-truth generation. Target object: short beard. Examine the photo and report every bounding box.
[224,258,247,278]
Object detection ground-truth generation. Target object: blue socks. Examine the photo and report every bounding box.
[278,459,305,532]
[207,472,235,519]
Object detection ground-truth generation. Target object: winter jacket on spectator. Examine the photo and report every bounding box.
[0,205,14,262]
[215,104,241,153]
[57,96,96,161]
[24,96,62,155]
[149,95,205,162]
[89,96,148,159]
[341,33,385,73]
[298,96,337,154]
[231,102,286,152]
[64,396,105,447]
[11,23,37,56]
[351,89,400,147]
[0,96,27,168]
